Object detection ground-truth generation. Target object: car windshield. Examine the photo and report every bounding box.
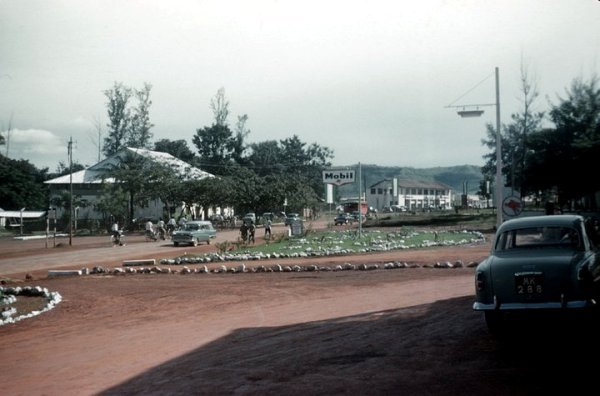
[495,226,582,251]
[184,223,199,231]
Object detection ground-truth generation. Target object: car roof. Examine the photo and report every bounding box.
[498,214,583,232]
[185,220,213,225]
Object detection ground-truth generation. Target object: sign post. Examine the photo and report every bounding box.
[323,167,361,238]
[322,170,355,186]
[502,196,523,218]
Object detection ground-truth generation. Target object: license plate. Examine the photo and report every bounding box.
[515,272,543,295]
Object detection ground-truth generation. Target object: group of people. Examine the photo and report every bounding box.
[239,218,272,243]
[239,221,256,243]
[146,217,182,240]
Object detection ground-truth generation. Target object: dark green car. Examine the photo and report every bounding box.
[473,215,599,332]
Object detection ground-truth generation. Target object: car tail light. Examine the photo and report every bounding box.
[476,271,485,291]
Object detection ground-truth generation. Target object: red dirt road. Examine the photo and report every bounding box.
[1,223,598,395]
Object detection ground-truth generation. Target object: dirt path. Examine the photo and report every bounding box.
[1,222,595,395]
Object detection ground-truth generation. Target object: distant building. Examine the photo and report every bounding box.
[367,179,453,212]
[44,147,218,222]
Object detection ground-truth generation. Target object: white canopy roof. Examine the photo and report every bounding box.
[45,147,214,185]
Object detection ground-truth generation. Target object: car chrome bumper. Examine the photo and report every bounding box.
[473,299,595,311]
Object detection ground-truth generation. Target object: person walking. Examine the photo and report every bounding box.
[264,219,272,239]
[240,222,248,243]
[248,222,256,244]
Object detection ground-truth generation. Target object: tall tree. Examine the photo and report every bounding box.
[103,82,132,157]
[232,114,250,163]
[103,82,154,157]
[246,140,283,176]
[547,75,600,204]
[127,82,154,149]
[503,64,544,197]
[210,87,229,126]
[192,88,247,175]
[279,135,334,198]
[192,124,239,175]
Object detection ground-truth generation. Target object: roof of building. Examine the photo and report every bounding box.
[45,147,214,185]
[396,179,452,190]
[369,178,452,190]
[0,209,46,218]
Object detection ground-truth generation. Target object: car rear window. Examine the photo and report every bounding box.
[495,226,582,251]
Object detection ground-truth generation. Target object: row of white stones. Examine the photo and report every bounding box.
[55,260,478,277]
[0,286,62,326]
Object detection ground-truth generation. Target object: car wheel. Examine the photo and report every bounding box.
[484,311,504,333]
[174,242,179,247]
[192,238,198,247]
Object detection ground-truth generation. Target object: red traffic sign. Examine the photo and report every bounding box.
[502,196,523,217]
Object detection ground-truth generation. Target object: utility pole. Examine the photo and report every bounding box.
[68,137,73,246]
[358,162,362,238]
[494,67,503,228]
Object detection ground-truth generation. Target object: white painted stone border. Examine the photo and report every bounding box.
[0,286,62,326]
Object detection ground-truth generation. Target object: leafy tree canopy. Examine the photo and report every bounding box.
[0,155,49,210]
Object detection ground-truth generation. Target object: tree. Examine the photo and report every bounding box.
[103,82,132,157]
[154,139,196,164]
[246,140,283,176]
[518,75,600,208]
[279,135,333,199]
[210,87,229,126]
[102,152,177,224]
[0,155,49,210]
[192,88,248,175]
[480,65,544,199]
[127,83,154,149]
[103,82,154,157]
[192,124,241,175]
[232,114,250,163]
[545,75,600,204]
[94,185,129,227]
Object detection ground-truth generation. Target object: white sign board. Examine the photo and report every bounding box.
[322,170,355,186]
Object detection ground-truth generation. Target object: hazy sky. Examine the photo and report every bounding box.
[1,0,599,171]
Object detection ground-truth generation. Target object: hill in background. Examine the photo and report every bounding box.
[334,164,483,197]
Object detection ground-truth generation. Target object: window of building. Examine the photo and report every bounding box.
[377,188,383,194]
[371,188,376,194]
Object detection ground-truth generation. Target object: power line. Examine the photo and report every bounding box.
[446,72,495,108]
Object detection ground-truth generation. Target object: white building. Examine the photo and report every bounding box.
[44,147,218,222]
[367,179,453,212]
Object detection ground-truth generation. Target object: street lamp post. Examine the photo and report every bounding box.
[493,67,503,229]
[447,67,503,228]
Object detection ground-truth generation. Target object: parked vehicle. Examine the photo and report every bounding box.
[242,212,256,224]
[261,212,275,223]
[473,215,600,332]
[172,220,217,247]
[334,213,353,225]
[284,213,300,225]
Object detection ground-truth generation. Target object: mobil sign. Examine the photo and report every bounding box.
[322,169,355,186]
